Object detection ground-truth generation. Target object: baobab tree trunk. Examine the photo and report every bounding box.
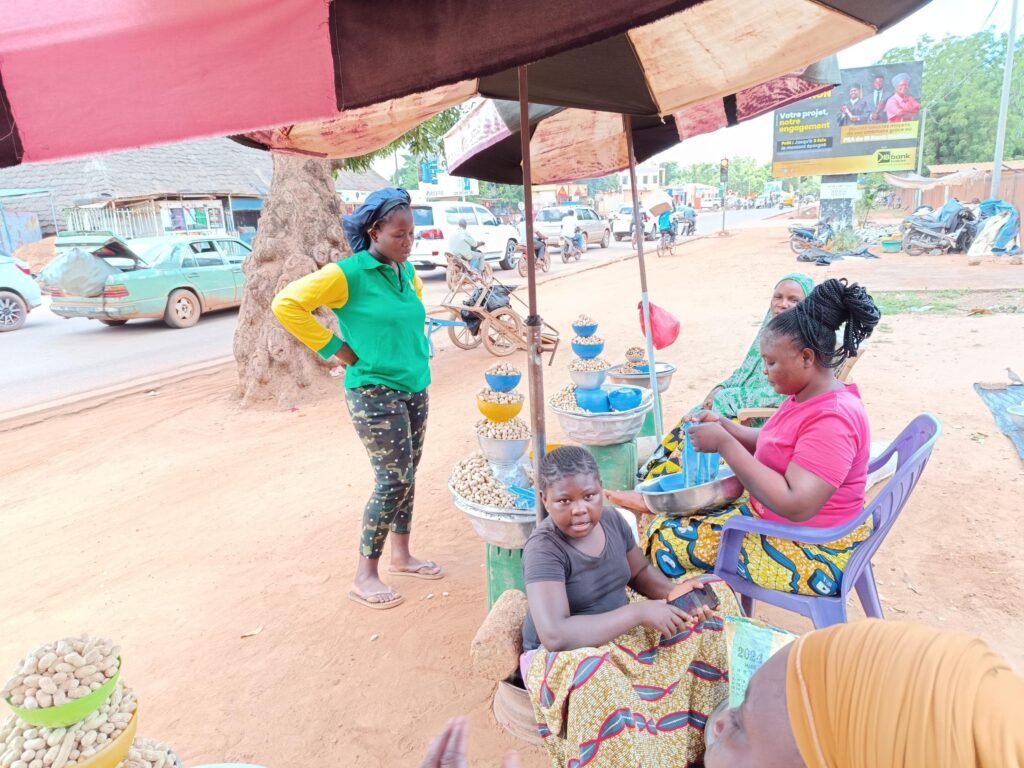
[233,153,351,407]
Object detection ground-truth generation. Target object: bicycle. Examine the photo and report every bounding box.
[656,229,675,258]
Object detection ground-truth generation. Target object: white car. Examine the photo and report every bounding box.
[0,254,42,331]
[410,202,519,271]
[609,205,656,241]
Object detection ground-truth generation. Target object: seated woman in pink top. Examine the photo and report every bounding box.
[615,278,881,596]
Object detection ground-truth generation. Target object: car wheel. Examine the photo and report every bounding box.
[499,240,517,270]
[0,290,27,332]
[600,229,610,248]
[100,319,128,327]
[164,289,201,328]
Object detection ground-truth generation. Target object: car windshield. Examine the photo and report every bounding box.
[536,209,567,222]
[412,207,434,227]
[618,207,632,214]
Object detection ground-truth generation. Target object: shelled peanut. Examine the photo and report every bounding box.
[549,385,583,413]
[120,737,179,768]
[450,454,518,508]
[2,637,120,709]
[0,682,137,768]
[486,363,520,376]
[478,389,523,405]
[568,357,610,372]
[476,418,530,440]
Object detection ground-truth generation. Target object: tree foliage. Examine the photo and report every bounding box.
[878,30,1024,166]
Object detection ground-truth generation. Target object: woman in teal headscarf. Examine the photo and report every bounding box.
[636,272,814,481]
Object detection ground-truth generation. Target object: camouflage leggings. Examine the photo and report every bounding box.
[345,385,429,559]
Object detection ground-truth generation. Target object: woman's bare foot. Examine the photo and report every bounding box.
[604,489,648,514]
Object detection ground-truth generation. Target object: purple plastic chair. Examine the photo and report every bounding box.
[713,413,941,628]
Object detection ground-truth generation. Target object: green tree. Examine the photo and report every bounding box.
[661,161,684,185]
[878,30,1024,166]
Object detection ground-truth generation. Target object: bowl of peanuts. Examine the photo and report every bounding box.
[3,636,122,728]
[74,707,138,768]
[477,389,524,423]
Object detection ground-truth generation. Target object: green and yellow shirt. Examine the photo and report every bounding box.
[271,250,430,393]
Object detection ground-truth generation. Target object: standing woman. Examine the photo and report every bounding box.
[272,187,443,610]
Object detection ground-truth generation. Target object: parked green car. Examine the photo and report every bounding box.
[48,232,252,328]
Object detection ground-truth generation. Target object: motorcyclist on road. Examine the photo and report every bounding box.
[560,209,585,253]
[680,203,696,233]
[516,219,547,264]
[449,218,485,273]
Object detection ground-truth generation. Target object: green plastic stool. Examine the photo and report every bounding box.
[486,544,525,608]
[639,411,657,438]
[585,441,639,492]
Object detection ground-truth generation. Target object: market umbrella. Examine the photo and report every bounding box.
[444,59,841,186]
[0,0,929,168]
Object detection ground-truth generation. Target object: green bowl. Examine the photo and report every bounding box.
[5,659,121,727]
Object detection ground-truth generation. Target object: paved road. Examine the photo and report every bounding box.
[1,207,775,413]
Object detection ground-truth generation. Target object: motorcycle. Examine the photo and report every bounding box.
[561,228,583,262]
[517,234,551,276]
[901,201,976,255]
[789,221,834,254]
[678,218,695,236]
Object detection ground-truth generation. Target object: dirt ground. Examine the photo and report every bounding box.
[3,220,1023,767]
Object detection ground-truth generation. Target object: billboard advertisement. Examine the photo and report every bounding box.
[771,61,923,177]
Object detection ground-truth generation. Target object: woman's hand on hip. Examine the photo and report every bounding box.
[331,344,358,368]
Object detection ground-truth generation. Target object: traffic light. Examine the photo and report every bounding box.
[719,158,729,183]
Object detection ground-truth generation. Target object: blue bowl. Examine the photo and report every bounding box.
[607,386,643,412]
[575,387,610,413]
[484,372,522,393]
[572,322,599,337]
[572,341,606,360]
[634,364,650,374]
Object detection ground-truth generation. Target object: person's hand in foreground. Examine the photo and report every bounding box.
[420,717,520,768]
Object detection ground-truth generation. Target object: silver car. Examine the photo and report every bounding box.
[0,254,42,332]
[534,206,611,249]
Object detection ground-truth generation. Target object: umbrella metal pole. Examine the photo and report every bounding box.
[624,118,663,441]
[519,65,547,523]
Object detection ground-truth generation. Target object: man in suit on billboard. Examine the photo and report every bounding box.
[868,73,892,122]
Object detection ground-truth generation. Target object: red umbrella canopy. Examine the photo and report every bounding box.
[0,0,932,167]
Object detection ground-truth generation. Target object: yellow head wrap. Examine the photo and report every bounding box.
[786,619,1024,768]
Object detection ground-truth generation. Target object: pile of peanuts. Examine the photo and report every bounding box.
[2,637,120,710]
[122,738,179,768]
[450,454,518,508]
[486,362,520,376]
[624,346,646,362]
[476,418,530,440]
[478,388,524,405]
[572,335,604,346]
[574,314,596,326]
[549,385,584,413]
[0,682,137,768]
[568,357,610,372]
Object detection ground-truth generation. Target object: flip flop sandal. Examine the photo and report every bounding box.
[387,561,445,580]
[347,589,405,610]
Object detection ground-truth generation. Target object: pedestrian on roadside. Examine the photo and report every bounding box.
[271,187,443,611]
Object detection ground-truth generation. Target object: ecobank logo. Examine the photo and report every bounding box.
[876,149,914,165]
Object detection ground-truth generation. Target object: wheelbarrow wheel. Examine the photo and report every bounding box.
[448,320,482,350]
[483,310,524,357]
[446,264,464,291]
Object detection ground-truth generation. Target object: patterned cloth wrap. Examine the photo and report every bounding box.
[526,581,740,768]
[643,498,872,597]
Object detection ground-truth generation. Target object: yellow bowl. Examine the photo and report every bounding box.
[76,707,138,768]
[477,397,523,423]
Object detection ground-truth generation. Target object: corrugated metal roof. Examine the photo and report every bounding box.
[928,160,1024,174]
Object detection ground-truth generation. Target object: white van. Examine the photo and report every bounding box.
[410,202,519,271]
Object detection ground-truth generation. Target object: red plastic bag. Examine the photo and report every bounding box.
[638,301,680,350]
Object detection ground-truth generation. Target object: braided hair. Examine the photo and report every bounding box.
[766,278,881,369]
[538,446,600,491]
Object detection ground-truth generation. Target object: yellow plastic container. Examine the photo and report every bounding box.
[477,397,523,423]
[76,707,138,768]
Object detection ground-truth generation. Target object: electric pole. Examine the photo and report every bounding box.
[992,0,1018,198]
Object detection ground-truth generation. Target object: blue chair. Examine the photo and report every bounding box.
[713,414,941,628]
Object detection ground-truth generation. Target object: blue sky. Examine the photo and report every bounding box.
[659,0,1015,165]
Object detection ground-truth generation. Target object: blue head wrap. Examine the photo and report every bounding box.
[343,187,411,253]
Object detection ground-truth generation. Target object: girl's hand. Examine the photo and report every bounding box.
[635,600,697,638]
[689,409,722,425]
[687,422,730,452]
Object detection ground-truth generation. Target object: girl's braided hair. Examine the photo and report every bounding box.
[766,278,881,369]
[538,446,600,491]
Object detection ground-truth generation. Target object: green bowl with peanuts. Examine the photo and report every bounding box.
[5,659,121,728]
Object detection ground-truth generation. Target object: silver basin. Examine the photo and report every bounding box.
[638,467,744,517]
[450,484,536,549]
[569,368,610,389]
[551,385,653,446]
[607,362,677,394]
[478,435,530,465]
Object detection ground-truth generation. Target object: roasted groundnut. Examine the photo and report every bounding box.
[486,362,520,376]
[477,388,524,405]
[568,357,610,372]
[123,737,180,768]
[2,638,119,712]
[449,454,518,508]
[571,334,604,346]
[574,314,596,326]
[549,385,584,413]
[475,418,530,440]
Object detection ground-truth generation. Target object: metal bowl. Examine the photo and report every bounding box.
[478,435,530,465]
[607,362,677,393]
[638,467,744,517]
[450,485,536,548]
[569,368,610,389]
[551,385,653,446]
